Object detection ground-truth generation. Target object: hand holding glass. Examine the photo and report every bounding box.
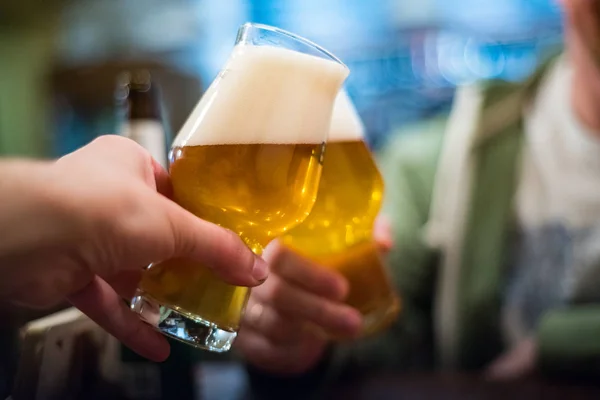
[282,91,400,337]
[131,23,349,352]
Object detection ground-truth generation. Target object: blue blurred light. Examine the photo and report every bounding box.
[194,0,562,147]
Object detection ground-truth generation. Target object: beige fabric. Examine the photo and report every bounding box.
[502,57,600,346]
[517,57,600,230]
[426,84,484,368]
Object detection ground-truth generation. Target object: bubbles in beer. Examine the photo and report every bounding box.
[328,90,366,142]
[282,89,399,336]
[174,45,349,147]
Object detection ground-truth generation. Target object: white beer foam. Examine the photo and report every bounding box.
[174,44,349,146]
[328,90,365,142]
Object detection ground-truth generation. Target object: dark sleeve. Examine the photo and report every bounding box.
[537,305,600,379]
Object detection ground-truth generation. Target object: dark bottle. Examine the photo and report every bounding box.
[116,70,168,168]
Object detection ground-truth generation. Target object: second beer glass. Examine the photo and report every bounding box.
[283,91,400,337]
[131,23,349,352]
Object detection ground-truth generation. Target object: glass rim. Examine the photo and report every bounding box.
[239,22,347,69]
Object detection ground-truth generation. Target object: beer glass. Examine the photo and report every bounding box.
[131,23,349,352]
[282,91,400,337]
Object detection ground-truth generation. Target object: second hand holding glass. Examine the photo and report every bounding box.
[131,23,349,352]
[282,91,401,338]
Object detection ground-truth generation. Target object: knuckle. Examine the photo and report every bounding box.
[243,301,263,327]
[248,288,262,302]
[312,301,348,330]
[95,184,143,223]
[92,135,151,167]
[119,316,145,346]
[262,241,288,268]
[270,322,301,344]
[311,302,330,325]
[93,134,131,147]
[273,250,314,283]
[104,198,169,265]
[274,251,299,276]
[222,227,241,244]
[261,309,283,332]
[262,279,286,304]
[168,209,194,256]
[220,228,254,268]
[114,197,152,237]
[217,228,242,254]
[91,134,117,146]
[333,275,350,300]
[92,134,131,150]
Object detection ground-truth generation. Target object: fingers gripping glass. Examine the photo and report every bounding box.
[131,23,349,352]
[283,91,400,338]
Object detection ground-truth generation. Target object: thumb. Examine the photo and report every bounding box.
[164,200,269,287]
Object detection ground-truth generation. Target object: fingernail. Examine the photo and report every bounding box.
[252,257,269,282]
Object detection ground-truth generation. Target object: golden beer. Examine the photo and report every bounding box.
[131,23,349,352]
[140,142,324,331]
[283,91,400,337]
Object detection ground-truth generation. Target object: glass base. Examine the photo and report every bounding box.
[360,296,401,338]
[130,291,237,353]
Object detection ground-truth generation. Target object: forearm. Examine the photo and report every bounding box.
[0,159,73,267]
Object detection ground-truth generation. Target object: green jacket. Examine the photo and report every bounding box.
[248,57,600,397]
[336,56,600,377]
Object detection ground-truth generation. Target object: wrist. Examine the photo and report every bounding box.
[0,160,79,259]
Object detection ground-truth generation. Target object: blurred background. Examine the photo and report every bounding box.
[0,0,562,158]
[0,0,565,399]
